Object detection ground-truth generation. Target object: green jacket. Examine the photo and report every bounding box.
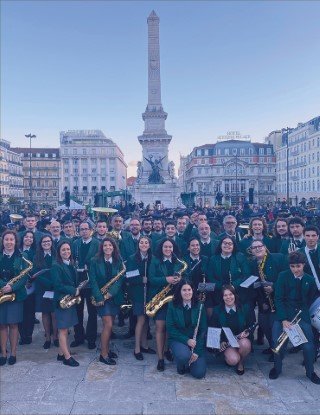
[280,238,306,256]
[0,252,29,302]
[182,254,209,288]
[89,258,125,305]
[166,302,207,356]
[148,257,187,300]
[275,270,318,323]
[154,236,188,257]
[125,253,152,303]
[72,238,100,269]
[52,261,77,307]
[34,254,54,294]
[239,236,276,256]
[119,235,139,261]
[210,303,255,336]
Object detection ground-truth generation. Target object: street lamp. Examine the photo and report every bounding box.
[286,127,290,206]
[25,133,36,208]
[232,149,238,206]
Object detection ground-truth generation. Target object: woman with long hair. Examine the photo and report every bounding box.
[210,284,254,375]
[89,237,125,365]
[0,230,29,365]
[53,241,80,367]
[34,234,59,349]
[166,279,207,378]
[148,238,185,371]
[126,236,156,360]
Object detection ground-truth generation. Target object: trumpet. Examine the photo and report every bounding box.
[272,310,302,354]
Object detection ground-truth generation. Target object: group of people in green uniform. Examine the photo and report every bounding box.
[0,210,319,384]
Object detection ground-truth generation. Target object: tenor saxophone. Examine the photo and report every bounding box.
[0,256,33,304]
[91,262,126,306]
[258,255,275,313]
[145,256,188,318]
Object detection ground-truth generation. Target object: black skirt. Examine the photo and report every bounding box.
[0,301,23,324]
[35,292,55,313]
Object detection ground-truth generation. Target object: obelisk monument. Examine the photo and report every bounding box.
[131,10,180,208]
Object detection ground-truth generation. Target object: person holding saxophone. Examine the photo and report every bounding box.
[0,230,31,366]
[147,238,186,371]
[166,279,207,378]
[89,237,125,366]
[269,251,320,384]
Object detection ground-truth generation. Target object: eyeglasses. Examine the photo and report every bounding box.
[80,228,90,231]
[251,245,264,250]
[42,240,52,244]
[225,222,236,225]
[222,242,234,246]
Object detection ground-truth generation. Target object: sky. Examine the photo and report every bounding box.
[1,0,320,177]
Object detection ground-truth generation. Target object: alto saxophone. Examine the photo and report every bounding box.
[258,254,275,313]
[145,256,188,318]
[91,262,126,306]
[0,256,33,304]
[59,276,89,309]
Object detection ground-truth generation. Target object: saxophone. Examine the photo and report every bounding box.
[59,276,89,309]
[145,256,188,318]
[0,256,33,304]
[91,262,126,306]
[258,254,275,313]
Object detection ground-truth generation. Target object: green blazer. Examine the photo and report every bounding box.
[119,235,138,261]
[34,254,55,293]
[125,253,152,303]
[148,257,186,300]
[280,238,306,256]
[166,302,207,356]
[183,254,209,288]
[72,238,100,269]
[154,236,188,257]
[299,245,320,285]
[52,261,77,307]
[89,258,125,305]
[210,303,255,336]
[239,236,276,256]
[0,252,29,302]
[275,270,318,323]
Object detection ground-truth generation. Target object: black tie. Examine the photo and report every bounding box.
[184,304,190,310]
[309,249,316,255]
[295,240,302,248]
[229,309,236,315]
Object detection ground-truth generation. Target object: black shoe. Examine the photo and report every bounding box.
[164,350,174,362]
[0,356,7,366]
[177,366,186,375]
[34,318,40,324]
[288,345,302,354]
[236,366,245,376]
[43,340,51,349]
[57,354,64,361]
[269,367,279,380]
[108,351,118,359]
[88,342,96,350]
[63,356,79,367]
[53,339,59,348]
[19,338,31,345]
[262,347,273,355]
[99,355,116,365]
[8,356,16,365]
[157,359,165,371]
[140,347,156,354]
[134,351,144,361]
[70,340,84,348]
[307,372,320,385]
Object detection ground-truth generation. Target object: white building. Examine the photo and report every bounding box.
[0,139,24,202]
[180,132,276,207]
[60,130,127,204]
[276,116,320,204]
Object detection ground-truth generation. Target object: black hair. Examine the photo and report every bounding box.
[303,225,320,236]
[172,278,197,307]
[155,237,181,260]
[288,251,307,265]
[215,235,237,255]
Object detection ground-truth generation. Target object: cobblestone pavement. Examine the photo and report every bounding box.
[0,315,319,415]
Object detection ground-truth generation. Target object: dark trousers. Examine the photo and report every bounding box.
[18,293,35,340]
[74,288,97,343]
[170,340,206,379]
[272,320,315,377]
[258,311,276,347]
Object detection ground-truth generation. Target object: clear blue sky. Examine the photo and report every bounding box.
[1,0,320,176]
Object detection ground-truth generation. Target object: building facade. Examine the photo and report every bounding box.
[180,132,276,207]
[11,146,61,207]
[60,130,127,204]
[275,116,320,204]
[0,140,24,202]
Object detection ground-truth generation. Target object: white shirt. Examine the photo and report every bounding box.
[3,251,14,258]
[200,238,211,245]
[190,254,200,261]
[63,259,70,265]
[43,251,51,256]
[104,257,113,264]
[140,254,148,261]
[221,254,232,260]
[82,238,92,245]
[163,257,172,263]
[225,305,236,313]
[183,301,192,309]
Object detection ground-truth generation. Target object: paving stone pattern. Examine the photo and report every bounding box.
[0,316,319,415]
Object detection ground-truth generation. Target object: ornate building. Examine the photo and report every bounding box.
[11,146,60,207]
[0,140,24,202]
[60,130,127,204]
[275,116,320,204]
[180,132,276,207]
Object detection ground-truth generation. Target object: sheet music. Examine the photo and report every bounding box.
[206,327,221,349]
[284,323,308,347]
[126,269,140,278]
[43,291,54,299]
[240,275,259,288]
[26,282,35,295]
[222,327,239,348]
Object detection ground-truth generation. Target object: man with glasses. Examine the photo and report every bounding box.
[249,240,288,359]
[219,215,244,246]
[71,221,99,349]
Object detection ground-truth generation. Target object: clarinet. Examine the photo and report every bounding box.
[189,274,206,364]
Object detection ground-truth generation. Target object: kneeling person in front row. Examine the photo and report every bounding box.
[269,251,320,384]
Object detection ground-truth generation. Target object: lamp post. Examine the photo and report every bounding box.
[233,149,238,207]
[25,133,36,208]
[286,127,290,206]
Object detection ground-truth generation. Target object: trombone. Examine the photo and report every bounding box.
[272,310,302,354]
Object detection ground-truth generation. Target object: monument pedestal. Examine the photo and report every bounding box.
[131,182,180,208]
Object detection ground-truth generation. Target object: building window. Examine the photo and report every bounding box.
[45,153,48,158]
[83,149,86,155]
[73,149,77,155]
